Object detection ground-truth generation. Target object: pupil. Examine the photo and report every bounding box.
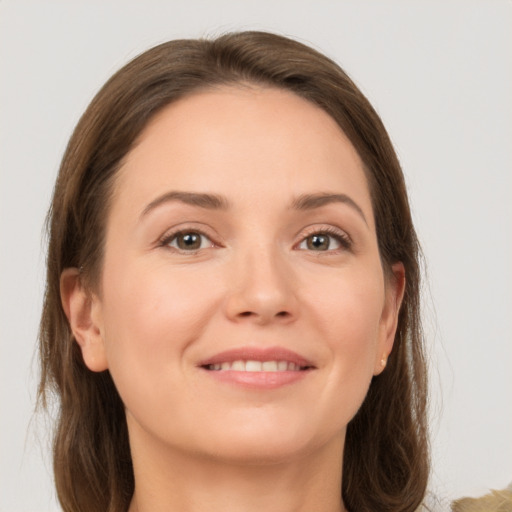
[308,234,329,251]
[179,233,200,249]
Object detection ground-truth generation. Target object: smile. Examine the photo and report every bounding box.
[198,347,315,389]
[204,360,308,372]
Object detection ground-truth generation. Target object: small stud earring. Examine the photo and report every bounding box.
[380,357,387,368]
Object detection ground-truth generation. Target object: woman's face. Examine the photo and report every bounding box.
[78,86,403,464]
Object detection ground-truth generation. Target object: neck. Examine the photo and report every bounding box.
[127,423,347,512]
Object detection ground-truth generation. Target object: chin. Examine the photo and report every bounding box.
[203,437,315,466]
[189,418,342,466]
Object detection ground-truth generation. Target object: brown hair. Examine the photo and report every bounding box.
[39,31,429,512]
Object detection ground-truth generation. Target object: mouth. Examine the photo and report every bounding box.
[202,360,312,372]
[197,347,315,389]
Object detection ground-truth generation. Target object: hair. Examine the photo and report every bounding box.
[39,31,429,512]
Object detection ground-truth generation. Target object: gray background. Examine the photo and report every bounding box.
[1,1,511,510]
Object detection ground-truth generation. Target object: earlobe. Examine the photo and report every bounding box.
[374,262,406,375]
[60,268,109,372]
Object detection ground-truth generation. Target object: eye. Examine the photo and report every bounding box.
[164,231,214,252]
[297,230,351,252]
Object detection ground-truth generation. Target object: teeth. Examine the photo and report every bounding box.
[231,360,245,371]
[245,360,262,372]
[277,361,288,371]
[207,360,305,372]
[262,361,277,372]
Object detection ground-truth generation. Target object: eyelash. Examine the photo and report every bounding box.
[158,226,352,254]
[295,226,353,253]
[159,228,218,253]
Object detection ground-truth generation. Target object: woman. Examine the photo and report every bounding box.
[39,31,429,512]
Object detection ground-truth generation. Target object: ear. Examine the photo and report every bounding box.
[60,268,108,372]
[374,262,406,375]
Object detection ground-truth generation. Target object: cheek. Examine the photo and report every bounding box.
[98,260,221,402]
[102,259,218,342]
[310,265,384,350]
[304,267,385,415]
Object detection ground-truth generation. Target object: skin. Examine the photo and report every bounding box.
[61,86,405,512]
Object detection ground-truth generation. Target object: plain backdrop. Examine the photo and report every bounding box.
[1,1,511,510]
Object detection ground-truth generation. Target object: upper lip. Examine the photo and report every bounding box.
[198,346,315,369]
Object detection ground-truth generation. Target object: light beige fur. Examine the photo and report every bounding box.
[451,483,512,512]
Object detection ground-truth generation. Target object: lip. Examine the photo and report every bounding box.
[198,346,315,368]
[197,346,315,390]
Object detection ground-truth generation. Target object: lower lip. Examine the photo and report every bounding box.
[201,369,312,389]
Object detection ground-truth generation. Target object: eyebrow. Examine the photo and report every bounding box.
[291,193,368,225]
[141,191,230,217]
[141,190,367,224]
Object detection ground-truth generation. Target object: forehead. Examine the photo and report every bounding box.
[114,85,373,220]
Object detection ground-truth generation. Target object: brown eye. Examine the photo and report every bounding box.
[167,231,212,251]
[298,231,348,252]
[306,234,331,251]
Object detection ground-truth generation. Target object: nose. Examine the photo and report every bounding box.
[223,245,299,325]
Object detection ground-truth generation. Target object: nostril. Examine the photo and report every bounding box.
[237,310,290,319]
